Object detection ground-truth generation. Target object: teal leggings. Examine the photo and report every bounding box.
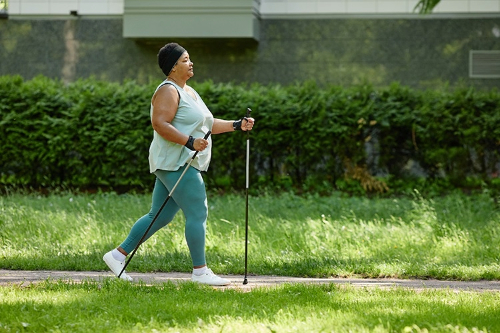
[120,165,208,267]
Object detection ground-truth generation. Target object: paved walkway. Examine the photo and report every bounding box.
[1,270,500,292]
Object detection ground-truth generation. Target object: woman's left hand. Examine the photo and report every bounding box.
[241,117,255,131]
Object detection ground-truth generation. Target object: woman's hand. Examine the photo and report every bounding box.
[241,117,255,131]
[211,117,255,135]
[193,138,209,151]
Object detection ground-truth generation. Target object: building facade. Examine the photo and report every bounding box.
[1,0,499,89]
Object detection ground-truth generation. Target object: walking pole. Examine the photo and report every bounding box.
[118,131,212,279]
[243,108,251,285]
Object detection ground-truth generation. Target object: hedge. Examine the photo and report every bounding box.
[1,75,499,195]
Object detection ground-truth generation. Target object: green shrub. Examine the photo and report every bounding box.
[1,75,499,196]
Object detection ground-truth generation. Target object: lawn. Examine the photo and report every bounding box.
[1,190,499,280]
[0,279,498,333]
[0,190,499,332]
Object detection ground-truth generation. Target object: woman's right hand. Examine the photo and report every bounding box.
[193,138,209,151]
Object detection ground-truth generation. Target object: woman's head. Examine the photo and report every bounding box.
[158,43,186,76]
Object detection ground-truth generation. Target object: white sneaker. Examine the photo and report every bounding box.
[191,268,231,286]
[103,251,133,282]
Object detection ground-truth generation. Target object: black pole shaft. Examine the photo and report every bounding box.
[118,189,172,277]
[118,131,211,278]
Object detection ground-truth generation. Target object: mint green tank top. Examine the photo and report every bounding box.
[148,80,214,173]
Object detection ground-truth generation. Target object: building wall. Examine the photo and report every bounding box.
[1,1,499,89]
[261,0,500,14]
[6,0,500,15]
[7,0,123,15]
[255,17,500,89]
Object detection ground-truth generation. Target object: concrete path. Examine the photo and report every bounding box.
[1,270,500,292]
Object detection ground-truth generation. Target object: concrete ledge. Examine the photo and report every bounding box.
[1,270,499,292]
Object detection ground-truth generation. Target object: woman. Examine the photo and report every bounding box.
[103,42,254,286]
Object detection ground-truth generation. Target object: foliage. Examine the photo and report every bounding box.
[414,0,441,14]
[0,75,155,190]
[1,75,499,196]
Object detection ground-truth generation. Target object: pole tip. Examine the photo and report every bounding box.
[243,278,248,285]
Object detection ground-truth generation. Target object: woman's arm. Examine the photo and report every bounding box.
[212,118,254,135]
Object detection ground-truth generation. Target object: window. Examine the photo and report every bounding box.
[469,50,500,79]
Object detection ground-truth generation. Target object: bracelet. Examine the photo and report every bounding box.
[185,136,195,151]
[233,118,246,131]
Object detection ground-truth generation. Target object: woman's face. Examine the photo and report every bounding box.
[173,51,194,79]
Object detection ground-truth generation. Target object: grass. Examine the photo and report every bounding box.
[1,190,499,332]
[0,279,499,333]
[0,190,499,280]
